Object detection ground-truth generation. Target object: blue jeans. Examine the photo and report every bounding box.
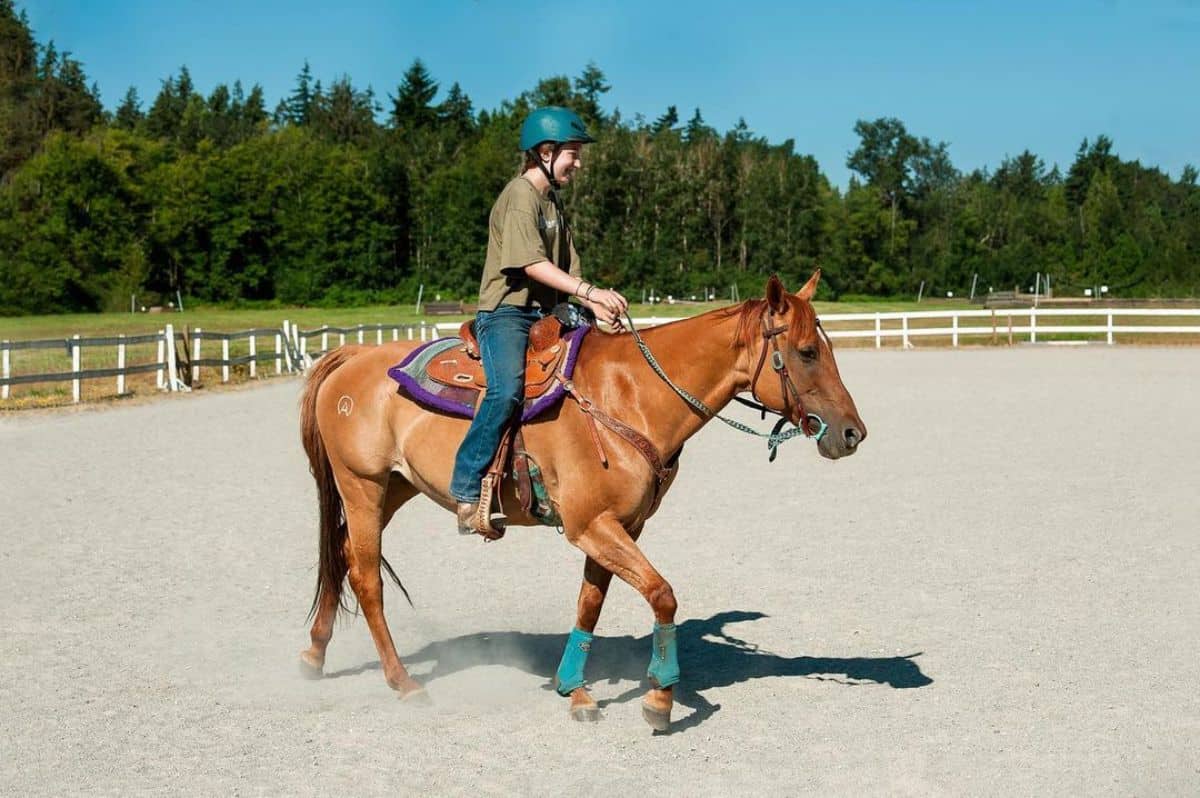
[450,305,546,502]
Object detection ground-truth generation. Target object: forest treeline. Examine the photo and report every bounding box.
[1,2,1197,314]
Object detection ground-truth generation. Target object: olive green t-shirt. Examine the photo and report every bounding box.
[478,176,582,311]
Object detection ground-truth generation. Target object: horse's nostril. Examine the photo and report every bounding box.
[844,427,861,448]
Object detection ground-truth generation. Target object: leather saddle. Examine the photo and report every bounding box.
[425,315,570,400]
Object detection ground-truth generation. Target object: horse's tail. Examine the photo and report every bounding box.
[300,345,364,621]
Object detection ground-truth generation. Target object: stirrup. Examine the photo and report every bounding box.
[456,476,505,541]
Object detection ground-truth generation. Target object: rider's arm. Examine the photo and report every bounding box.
[524,261,629,327]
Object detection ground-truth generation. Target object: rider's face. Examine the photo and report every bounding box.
[548,143,584,184]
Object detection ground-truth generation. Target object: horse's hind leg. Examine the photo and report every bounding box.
[301,476,418,692]
[565,514,677,731]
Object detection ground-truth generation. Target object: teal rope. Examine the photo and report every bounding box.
[623,312,827,461]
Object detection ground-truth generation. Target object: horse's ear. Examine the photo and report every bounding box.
[796,268,822,301]
[765,274,787,312]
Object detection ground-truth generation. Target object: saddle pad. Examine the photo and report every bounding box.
[387,325,589,422]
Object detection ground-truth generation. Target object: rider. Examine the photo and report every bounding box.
[450,106,628,537]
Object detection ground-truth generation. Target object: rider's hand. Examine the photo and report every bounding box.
[585,288,628,331]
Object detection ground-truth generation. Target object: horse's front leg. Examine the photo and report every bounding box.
[564,513,678,731]
[557,556,615,721]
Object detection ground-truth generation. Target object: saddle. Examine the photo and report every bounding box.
[426,315,571,401]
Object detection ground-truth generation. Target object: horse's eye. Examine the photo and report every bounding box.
[799,346,818,361]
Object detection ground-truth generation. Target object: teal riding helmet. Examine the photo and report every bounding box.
[519,106,596,151]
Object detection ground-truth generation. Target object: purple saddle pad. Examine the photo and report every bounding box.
[387,325,589,421]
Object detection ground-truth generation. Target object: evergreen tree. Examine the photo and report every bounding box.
[390,58,438,131]
[114,85,143,130]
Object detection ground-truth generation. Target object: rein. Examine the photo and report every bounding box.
[622,309,828,462]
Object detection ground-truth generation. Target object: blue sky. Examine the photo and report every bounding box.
[20,0,1200,187]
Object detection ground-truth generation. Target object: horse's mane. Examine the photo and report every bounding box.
[716,295,818,349]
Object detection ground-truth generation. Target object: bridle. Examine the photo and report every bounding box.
[624,306,828,462]
[742,305,828,440]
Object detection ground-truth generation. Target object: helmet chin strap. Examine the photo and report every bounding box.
[530,143,564,190]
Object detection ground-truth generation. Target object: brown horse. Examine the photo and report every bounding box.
[297,271,866,730]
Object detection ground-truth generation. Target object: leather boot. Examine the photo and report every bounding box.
[456,501,505,541]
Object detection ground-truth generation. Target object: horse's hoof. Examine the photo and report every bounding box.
[298,653,324,680]
[641,703,671,732]
[399,687,432,706]
[569,705,601,722]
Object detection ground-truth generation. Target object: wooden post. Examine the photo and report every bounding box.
[1030,310,1037,344]
[280,321,294,373]
[392,328,399,342]
[901,316,911,349]
[1007,314,1013,345]
[1107,312,1114,345]
[339,331,345,346]
[991,310,997,345]
[321,330,329,352]
[407,327,413,341]
[952,314,959,347]
[165,325,179,392]
[275,332,282,374]
[156,328,165,388]
[2,340,9,400]
[357,324,364,344]
[72,334,81,403]
[249,335,257,378]
[221,337,230,383]
[292,323,301,358]
[420,324,427,342]
[117,335,126,395]
[300,335,307,359]
[192,328,202,385]
[376,326,383,345]
[874,314,881,349]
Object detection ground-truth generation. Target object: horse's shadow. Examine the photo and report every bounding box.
[327,610,932,732]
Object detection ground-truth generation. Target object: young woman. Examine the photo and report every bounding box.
[449,106,627,537]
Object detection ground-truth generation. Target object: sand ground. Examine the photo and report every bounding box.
[2,347,1198,796]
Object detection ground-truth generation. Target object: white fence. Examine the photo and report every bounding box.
[1,320,443,404]
[4,309,1198,404]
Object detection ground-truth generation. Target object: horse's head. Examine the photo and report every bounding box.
[738,271,867,459]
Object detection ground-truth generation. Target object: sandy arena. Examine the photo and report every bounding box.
[2,347,1198,795]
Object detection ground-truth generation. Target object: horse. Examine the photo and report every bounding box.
[297,270,866,730]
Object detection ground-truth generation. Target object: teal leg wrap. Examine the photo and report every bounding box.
[647,622,680,689]
[555,627,594,696]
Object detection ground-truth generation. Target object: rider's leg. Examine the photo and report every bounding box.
[449,305,542,533]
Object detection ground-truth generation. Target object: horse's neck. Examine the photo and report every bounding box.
[592,310,745,456]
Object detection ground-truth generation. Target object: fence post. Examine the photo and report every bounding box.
[221,337,230,383]
[249,335,257,378]
[1007,314,1013,345]
[275,330,283,374]
[357,324,364,344]
[157,329,166,389]
[392,327,399,342]
[991,310,997,345]
[300,335,307,359]
[292,323,301,360]
[1107,312,1114,345]
[321,330,329,352]
[280,321,294,372]
[192,328,202,385]
[117,335,126,395]
[952,314,959,348]
[874,313,881,349]
[2,340,9,400]
[72,334,81,403]
[407,327,413,341]
[901,316,911,349]
[165,325,179,392]
[1030,309,1037,344]
[376,326,383,345]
